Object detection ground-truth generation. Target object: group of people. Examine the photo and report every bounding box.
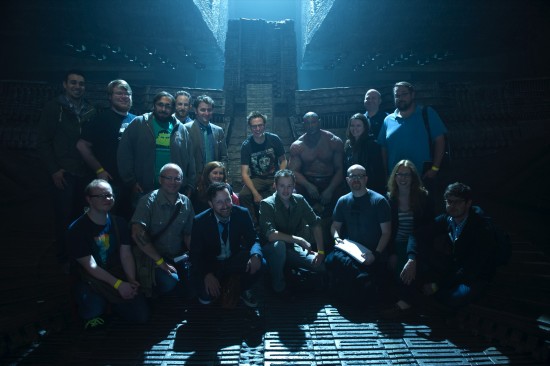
[37,69,498,330]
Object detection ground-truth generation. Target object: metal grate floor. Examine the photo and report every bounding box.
[3,288,541,365]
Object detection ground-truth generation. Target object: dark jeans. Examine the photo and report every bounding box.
[239,177,274,226]
[325,249,384,304]
[155,258,192,297]
[74,281,149,323]
[196,251,264,303]
[394,275,490,311]
[435,280,490,309]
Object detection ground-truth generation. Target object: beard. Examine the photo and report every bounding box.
[396,100,412,112]
[154,111,171,122]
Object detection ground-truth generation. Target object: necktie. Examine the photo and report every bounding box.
[221,221,228,244]
[203,128,212,163]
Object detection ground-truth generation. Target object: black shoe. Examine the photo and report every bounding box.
[379,304,415,320]
[275,288,296,302]
[240,290,258,308]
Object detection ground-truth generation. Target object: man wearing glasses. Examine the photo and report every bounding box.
[422,182,497,310]
[77,79,136,218]
[325,164,391,305]
[130,163,194,297]
[240,111,287,226]
[118,91,195,203]
[67,179,149,330]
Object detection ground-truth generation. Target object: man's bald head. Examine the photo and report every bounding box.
[303,112,319,121]
[302,112,320,135]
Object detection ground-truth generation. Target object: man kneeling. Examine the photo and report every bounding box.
[68,179,149,330]
[190,182,263,307]
[259,169,326,298]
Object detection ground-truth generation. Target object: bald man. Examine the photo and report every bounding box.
[363,89,387,139]
[288,112,344,220]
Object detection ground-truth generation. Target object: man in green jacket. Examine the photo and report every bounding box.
[259,169,326,297]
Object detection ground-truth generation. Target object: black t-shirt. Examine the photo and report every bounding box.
[67,214,130,270]
[240,132,285,178]
[80,108,136,182]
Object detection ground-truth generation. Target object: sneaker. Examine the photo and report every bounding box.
[84,316,106,331]
[240,290,258,308]
[198,297,211,305]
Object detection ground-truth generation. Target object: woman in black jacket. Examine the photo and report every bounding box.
[382,159,433,315]
[343,113,386,194]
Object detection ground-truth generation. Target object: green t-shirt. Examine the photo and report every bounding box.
[153,117,173,187]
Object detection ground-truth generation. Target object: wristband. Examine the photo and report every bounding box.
[431,165,440,172]
[96,167,105,175]
[155,257,165,266]
[113,279,122,289]
[318,250,325,255]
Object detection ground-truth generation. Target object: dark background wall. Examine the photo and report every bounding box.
[1,0,550,354]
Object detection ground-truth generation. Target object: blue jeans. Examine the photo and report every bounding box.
[154,260,190,296]
[74,281,149,323]
[435,281,489,309]
[263,241,325,292]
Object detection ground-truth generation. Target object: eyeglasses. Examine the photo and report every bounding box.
[348,174,366,180]
[250,124,265,130]
[89,193,114,199]
[445,198,465,205]
[161,175,183,182]
[395,173,412,178]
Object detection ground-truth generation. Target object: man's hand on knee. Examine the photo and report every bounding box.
[205,273,221,297]
[305,183,320,199]
[253,191,263,203]
[320,188,333,205]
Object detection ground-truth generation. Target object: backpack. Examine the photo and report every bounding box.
[481,212,512,267]
[422,106,451,171]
